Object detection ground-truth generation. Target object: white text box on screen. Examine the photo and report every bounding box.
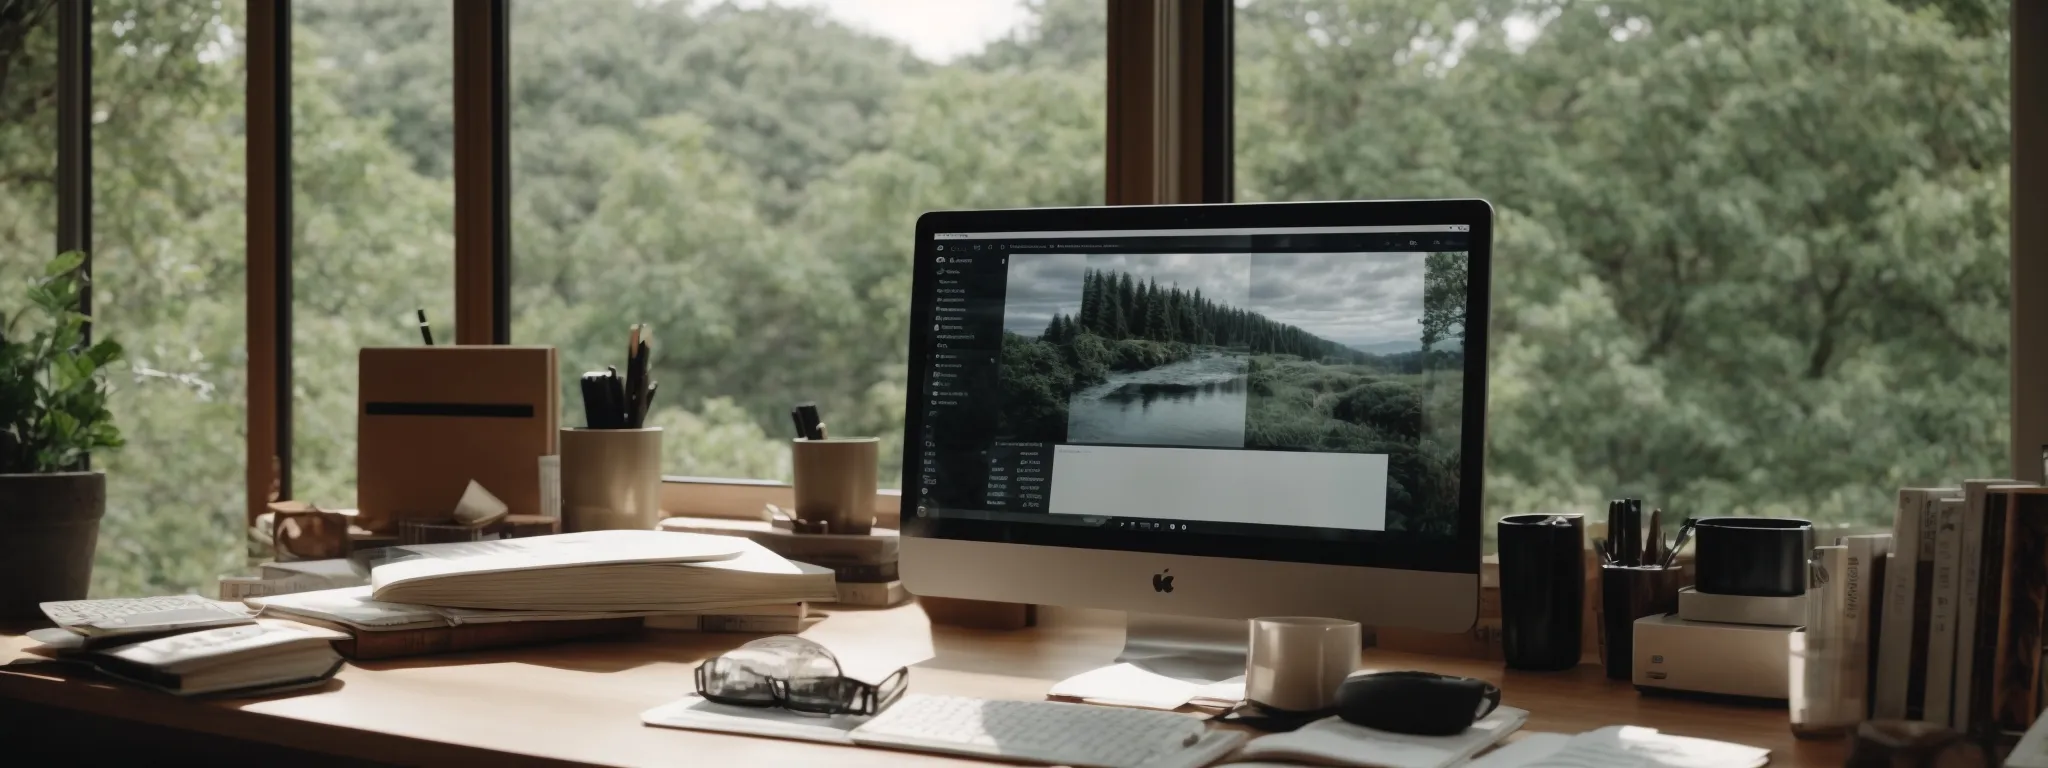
[1048,445,1388,531]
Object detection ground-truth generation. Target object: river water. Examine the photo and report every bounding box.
[1065,353,1249,448]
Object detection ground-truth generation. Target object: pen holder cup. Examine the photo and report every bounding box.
[560,427,663,532]
[1596,564,1685,680]
[791,437,879,535]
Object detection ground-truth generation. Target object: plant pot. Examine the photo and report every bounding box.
[0,471,105,618]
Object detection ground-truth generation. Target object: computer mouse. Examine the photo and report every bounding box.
[1336,671,1502,736]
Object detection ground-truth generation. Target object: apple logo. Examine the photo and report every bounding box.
[1152,569,1174,593]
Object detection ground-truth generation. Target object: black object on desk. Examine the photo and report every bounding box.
[578,325,658,429]
[1497,513,1584,671]
[1598,563,1685,680]
[1692,517,1812,597]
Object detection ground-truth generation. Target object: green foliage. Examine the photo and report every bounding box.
[0,0,2015,594]
[0,251,125,474]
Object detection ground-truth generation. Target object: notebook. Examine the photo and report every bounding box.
[78,619,346,696]
[369,531,836,612]
[1229,707,1528,768]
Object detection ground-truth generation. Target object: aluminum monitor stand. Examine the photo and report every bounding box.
[1115,612,1252,683]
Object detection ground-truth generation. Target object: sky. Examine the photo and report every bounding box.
[1246,253,1427,350]
[1002,253,1260,338]
[751,0,1032,62]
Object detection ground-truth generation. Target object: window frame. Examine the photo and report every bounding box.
[200,1,2044,525]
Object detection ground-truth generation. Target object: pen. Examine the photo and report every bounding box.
[1662,518,1698,569]
[1643,508,1663,567]
[417,309,434,346]
[1604,500,1622,567]
[1620,499,1641,567]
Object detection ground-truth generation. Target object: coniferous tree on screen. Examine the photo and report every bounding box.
[1042,267,1362,361]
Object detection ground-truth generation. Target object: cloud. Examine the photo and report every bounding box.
[1000,253,1086,335]
[999,250,1451,349]
[1246,253,1428,348]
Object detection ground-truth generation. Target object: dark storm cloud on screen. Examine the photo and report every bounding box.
[1000,253,1085,335]
[1247,252,1427,350]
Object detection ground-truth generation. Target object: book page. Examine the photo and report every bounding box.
[370,530,744,591]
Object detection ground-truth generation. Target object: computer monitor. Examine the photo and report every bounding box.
[900,200,1490,676]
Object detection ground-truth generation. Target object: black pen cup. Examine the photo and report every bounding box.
[1498,514,1585,671]
[1693,517,1812,597]
[1597,564,1685,680]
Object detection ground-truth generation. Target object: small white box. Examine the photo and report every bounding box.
[1634,614,1795,701]
[1677,587,1806,627]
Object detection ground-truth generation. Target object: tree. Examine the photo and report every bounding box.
[1419,252,1467,363]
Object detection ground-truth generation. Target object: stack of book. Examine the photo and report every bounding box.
[249,530,838,658]
[31,595,347,696]
[659,515,909,608]
[1832,481,2048,741]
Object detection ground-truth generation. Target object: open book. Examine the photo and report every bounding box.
[80,619,345,696]
[368,530,836,611]
[252,586,809,631]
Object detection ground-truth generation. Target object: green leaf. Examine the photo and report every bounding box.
[43,251,84,278]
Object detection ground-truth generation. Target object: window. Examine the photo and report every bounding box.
[510,0,1107,487]
[90,0,248,595]
[0,1,57,288]
[290,0,456,506]
[1236,1,2012,532]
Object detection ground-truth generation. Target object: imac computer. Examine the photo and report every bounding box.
[899,200,1491,679]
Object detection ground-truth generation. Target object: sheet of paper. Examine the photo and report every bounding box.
[1465,733,1571,768]
[1234,707,1528,768]
[1048,662,1206,710]
[642,693,864,744]
[2014,713,2048,768]
[1521,727,1769,768]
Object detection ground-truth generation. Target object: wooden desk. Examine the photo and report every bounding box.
[0,604,1847,767]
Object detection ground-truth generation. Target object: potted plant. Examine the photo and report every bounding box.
[0,252,123,617]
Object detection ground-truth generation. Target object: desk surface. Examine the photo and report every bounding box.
[1,603,1847,767]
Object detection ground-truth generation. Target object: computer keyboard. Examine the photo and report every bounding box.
[849,694,1245,768]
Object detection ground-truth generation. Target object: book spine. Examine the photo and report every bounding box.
[1876,490,1926,720]
[695,615,811,633]
[829,561,899,584]
[1906,492,1946,719]
[1992,492,2048,734]
[834,580,907,607]
[1801,545,1851,727]
[1841,534,1891,720]
[1970,490,2015,736]
[1926,499,1965,725]
[1955,482,2023,729]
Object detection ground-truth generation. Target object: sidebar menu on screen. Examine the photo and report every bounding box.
[918,246,1006,513]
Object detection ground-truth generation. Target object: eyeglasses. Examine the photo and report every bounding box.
[695,635,908,716]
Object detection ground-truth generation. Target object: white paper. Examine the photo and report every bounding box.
[1465,734,1572,768]
[1049,662,1214,710]
[1235,707,1528,768]
[642,693,865,744]
[452,480,510,524]
[369,530,744,592]
[1519,726,1769,768]
[2013,712,2048,768]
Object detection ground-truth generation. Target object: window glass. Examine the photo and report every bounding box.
[291,0,456,506]
[0,1,58,287]
[1236,1,2011,533]
[90,0,249,594]
[510,0,1107,487]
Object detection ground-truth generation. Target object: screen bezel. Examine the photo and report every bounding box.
[899,199,1491,575]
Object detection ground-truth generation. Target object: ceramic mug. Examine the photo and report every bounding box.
[1245,616,1361,712]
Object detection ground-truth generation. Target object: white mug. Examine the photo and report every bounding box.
[1245,616,1362,712]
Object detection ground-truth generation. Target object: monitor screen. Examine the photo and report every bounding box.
[905,215,1485,572]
